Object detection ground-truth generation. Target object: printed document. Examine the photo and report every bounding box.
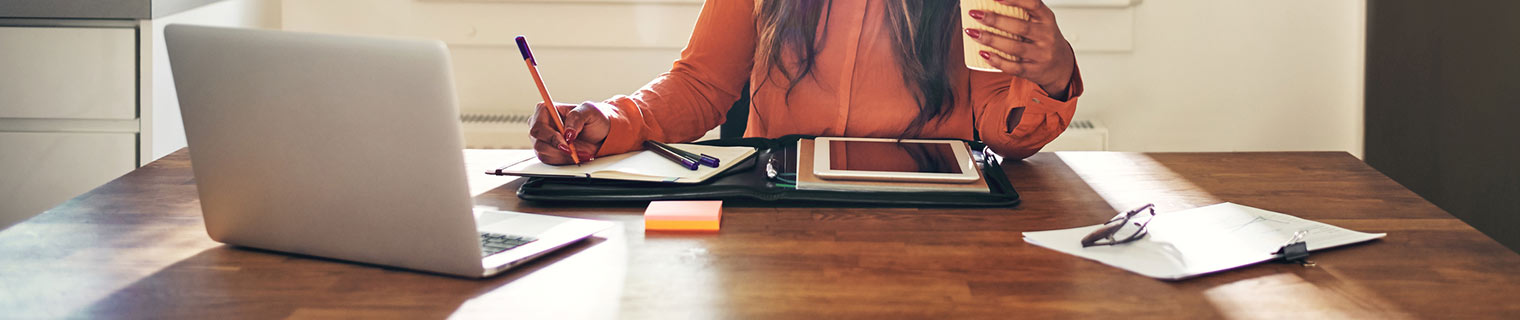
[1023,203,1385,280]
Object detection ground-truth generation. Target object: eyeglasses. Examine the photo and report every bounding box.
[1081,204,1157,247]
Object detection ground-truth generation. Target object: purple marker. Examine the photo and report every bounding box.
[653,141,720,168]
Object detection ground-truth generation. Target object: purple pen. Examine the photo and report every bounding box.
[644,141,699,170]
[652,141,720,168]
[697,154,720,168]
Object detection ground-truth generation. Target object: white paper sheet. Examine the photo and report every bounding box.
[1022,203,1386,280]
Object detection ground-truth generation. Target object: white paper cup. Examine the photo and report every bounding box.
[962,1,1028,72]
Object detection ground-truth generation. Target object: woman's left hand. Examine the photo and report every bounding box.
[965,0,1076,98]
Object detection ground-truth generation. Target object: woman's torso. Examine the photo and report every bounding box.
[744,0,978,141]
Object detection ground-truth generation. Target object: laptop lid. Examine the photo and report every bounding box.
[166,24,484,276]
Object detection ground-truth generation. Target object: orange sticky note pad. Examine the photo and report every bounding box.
[644,200,722,232]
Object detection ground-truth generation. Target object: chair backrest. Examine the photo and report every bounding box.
[719,82,750,139]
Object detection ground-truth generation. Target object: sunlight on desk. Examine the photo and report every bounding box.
[620,234,729,319]
[1056,152,1222,212]
[449,228,629,319]
[1204,273,1412,320]
[463,149,534,196]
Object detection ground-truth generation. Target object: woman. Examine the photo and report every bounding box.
[530,0,1080,164]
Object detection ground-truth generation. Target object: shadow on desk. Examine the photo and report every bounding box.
[74,231,625,319]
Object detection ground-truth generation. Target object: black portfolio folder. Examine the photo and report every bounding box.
[509,135,1020,207]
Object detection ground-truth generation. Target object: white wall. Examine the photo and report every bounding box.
[1071,0,1366,156]
[280,0,1366,157]
[281,0,698,118]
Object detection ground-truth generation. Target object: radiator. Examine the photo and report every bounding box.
[460,113,534,149]
[1043,119,1109,151]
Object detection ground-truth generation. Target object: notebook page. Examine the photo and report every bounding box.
[498,144,756,183]
[604,144,756,182]
[499,150,644,178]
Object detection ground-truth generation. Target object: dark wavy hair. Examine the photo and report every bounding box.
[753,0,960,136]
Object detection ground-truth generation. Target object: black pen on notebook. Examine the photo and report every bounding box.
[515,35,580,165]
[643,140,699,170]
[652,141,719,168]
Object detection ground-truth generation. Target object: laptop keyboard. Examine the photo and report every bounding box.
[480,232,539,257]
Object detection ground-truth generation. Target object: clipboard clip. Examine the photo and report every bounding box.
[1272,230,1315,267]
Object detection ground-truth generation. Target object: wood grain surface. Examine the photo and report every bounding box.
[1,150,1515,319]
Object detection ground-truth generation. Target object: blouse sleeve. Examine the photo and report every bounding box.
[969,65,1083,160]
[595,0,757,156]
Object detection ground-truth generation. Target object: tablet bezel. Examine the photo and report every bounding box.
[811,137,980,183]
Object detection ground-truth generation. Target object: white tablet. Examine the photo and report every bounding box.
[812,137,980,183]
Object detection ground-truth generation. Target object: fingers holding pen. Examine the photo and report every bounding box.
[552,103,577,138]
[530,102,563,139]
[562,101,612,146]
[533,140,596,165]
[530,101,612,165]
[560,102,593,142]
[532,140,568,165]
[529,102,576,163]
[528,119,570,152]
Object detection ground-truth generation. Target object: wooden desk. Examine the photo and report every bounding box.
[2,150,1516,319]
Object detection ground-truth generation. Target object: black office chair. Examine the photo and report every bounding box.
[718,82,750,139]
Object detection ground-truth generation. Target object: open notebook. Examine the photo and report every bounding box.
[488,144,757,184]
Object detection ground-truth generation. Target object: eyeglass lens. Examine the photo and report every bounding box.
[1108,212,1151,242]
[1084,204,1156,247]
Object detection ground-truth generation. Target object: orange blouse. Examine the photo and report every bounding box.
[596,0,1082,160]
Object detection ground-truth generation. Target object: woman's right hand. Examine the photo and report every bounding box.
[529,101,612,165]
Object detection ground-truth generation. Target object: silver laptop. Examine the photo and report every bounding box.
[165,24,612,278]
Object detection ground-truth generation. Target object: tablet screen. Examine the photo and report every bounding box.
[828,140,963,174]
